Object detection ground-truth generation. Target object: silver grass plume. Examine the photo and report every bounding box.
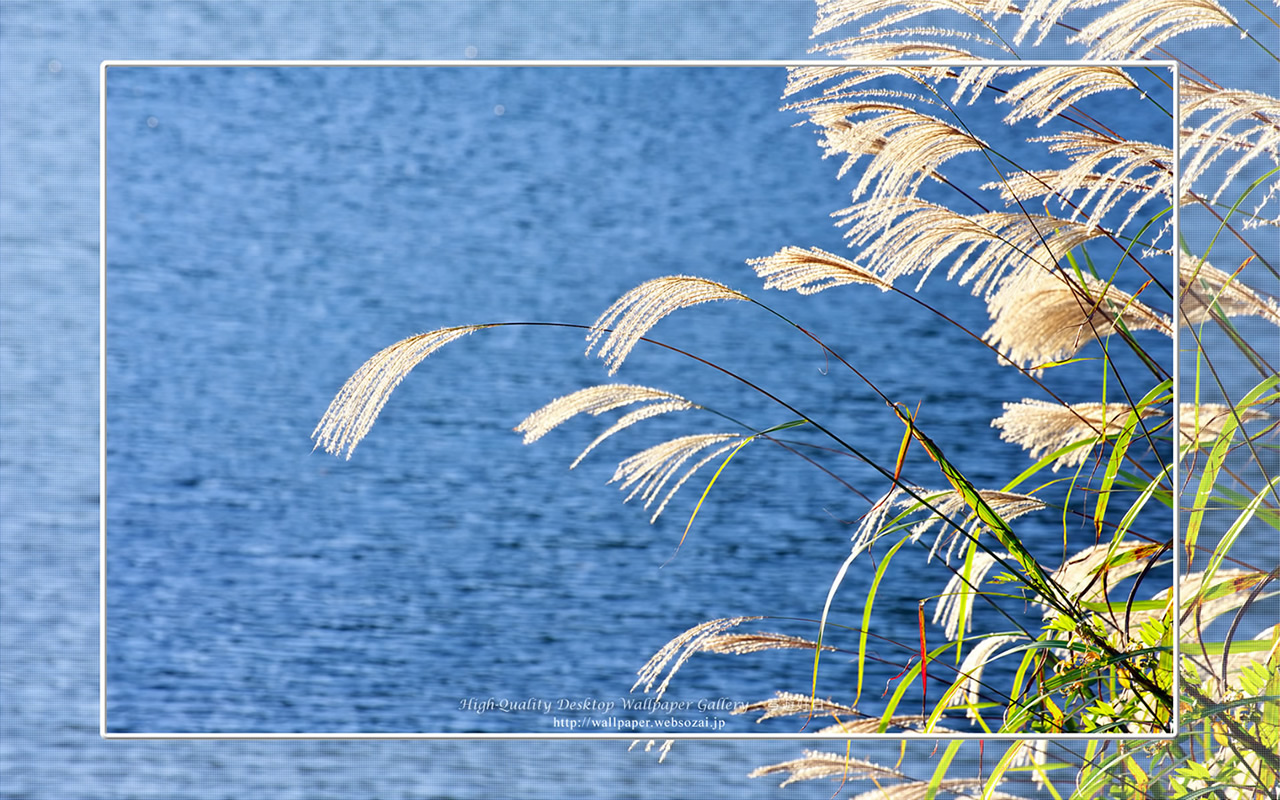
[312,325,484,459]
[569,401,701,470]
[813,715,946,735]
[1070,0,1240,61]
[1039,541,1160,624]
[949,64,1033,105]
[733,693,946,734]
[1128,569,1270,639]
[813,36,990,63]
[998,66,1140,127]
[514,384,697,468]
[846,780,1030,800]
[586,276,748,375]
[811,0,1002,42]
[837,197,1108,299]
[634,616,762,701]
[733,692,858,723]
[1013,0,1101,47]
[1007,738,1053,789]
[852,486,1043,564]
[748,246,892,295]
[984,131,1173,232]
[696,631,836,657]
[1184,624,1280,701]
[984,267,1172,372]
[1180,402,1270,445]
[628,739,674,763]
[784,65,977,104]
[952,634,1026,722]
[849,485,917,554]
[992,399,1163,471]
[1180,84,1280,214]
[934,550,1007,639]
[1180,256,1280,327]
[908,489,1046,563]
[611,433,742,523]
[749,750,909,789]
[794,99,989,205]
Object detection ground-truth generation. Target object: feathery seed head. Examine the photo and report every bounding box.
[611,433,742,523]
[1180,255,1280,327]
[633,616,763,701]
[993,399,1163,470]
[1179,402,1270,444]
[312,325,484,459]
[514,384,694,445]
[586,276,748,375]
[749,246,892,294]
[984,268,1171,372]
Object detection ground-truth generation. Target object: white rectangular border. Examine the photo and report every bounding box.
[100,58,1182,741]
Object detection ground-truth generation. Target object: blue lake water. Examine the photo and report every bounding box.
[4,1,1276,798]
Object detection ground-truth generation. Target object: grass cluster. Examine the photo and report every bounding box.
[314,2,1278,797]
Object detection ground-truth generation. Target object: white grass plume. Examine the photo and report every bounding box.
[1184,624,1280,701]
[984,131,1173,231]
[586,276,748,375]
[1071,0,1240,60]
[611,433,742,523]
[811,0,1003,43]
[748,246,892,295]
[628,739,675,763]
[952,634,1025,722]
[312,325,484,459]
[1180,403,1270,445]
[933,550,1007,639]
[634,616,762,701]
[1181,84,1280,213]
[1180,256,1280,327]
[1043,541,1160,618]
[984,267,1172,372]
[696,631,837,657]
[909,489,1046,563]
[514,384,697,468]
[838,197,1109,299]
[749,750,908,789]
[1122,570,1268,639]
[733,691,857,724]
[992,399,1163,471]
[735,693,944,735]
[796,99,989,205]
[999,66,1140,127]
[853,485,1044,564]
